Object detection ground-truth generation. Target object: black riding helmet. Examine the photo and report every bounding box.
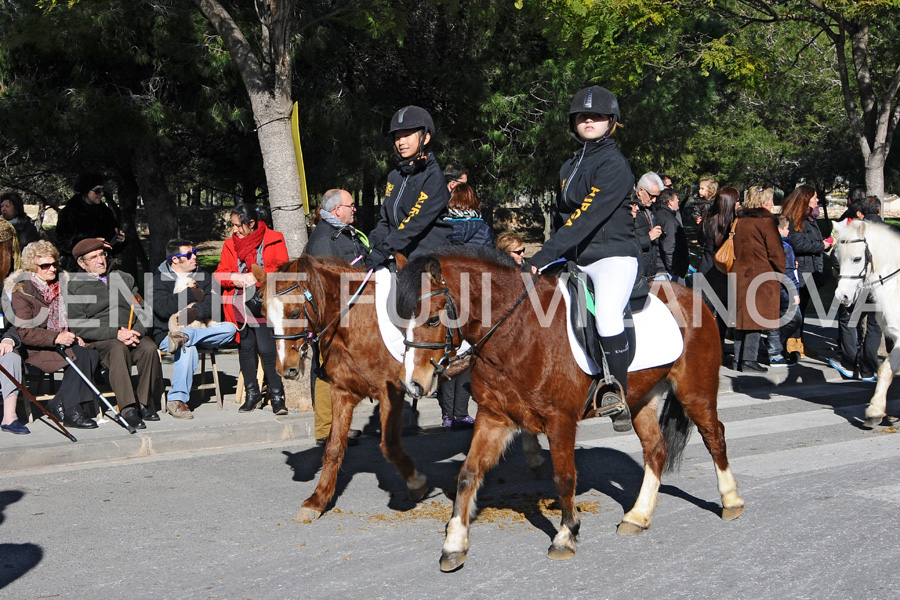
[569,86,619,140]
[388,105,435,137]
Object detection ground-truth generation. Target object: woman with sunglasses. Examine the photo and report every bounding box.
[215,204,289,415]
[3,240,102,428]
[56,173,126,271]
[496,232,529,270]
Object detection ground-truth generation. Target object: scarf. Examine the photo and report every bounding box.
[29,273,67,331]
[446,208,482,220]
[320,209,352,231]
[808,206,821,221]
[233,221,268,271]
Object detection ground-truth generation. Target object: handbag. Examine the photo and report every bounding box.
[244,288,265,318]
[714,219,739,273]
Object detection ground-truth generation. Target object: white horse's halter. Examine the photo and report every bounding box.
[837,237,900,290]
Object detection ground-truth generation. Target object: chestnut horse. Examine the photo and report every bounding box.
[396,248,744,571]
[252,256,429,523]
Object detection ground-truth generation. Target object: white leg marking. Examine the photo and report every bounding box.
[443,516,469,554]
[715,464,744,510]
[622,467,660,529]
[406,470,427,491]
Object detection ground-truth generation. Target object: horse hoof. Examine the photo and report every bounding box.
[547,544,576,560]
[616,521,646,536]
[722,506,744,521]
[440,551,467,572]
[407,479,430,502]
[864,416,886,428]
[295,507,322,524]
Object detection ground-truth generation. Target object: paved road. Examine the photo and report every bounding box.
[2,369,899,600]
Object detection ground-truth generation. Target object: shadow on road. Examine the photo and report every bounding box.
[0,490,43,590]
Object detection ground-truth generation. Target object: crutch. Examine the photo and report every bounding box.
[55,345,136,434]
[0,361,77,442]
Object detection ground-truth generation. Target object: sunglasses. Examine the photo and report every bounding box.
[91,186,104,194]
[511,248,526,255]
[168,248,198,260]
[37,262,58,270]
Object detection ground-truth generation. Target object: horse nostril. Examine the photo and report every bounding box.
[406,380,424,398]
[284,368,299,379]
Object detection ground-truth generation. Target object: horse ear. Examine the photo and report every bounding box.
[424,256,443,284]
[395,253,408,270]
[251,264,266,285]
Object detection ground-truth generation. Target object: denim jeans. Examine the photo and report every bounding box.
[159,322,238,403]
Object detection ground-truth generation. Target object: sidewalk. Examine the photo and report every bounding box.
[0,319,854,474]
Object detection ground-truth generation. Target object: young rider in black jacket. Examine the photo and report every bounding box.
[365,106,451,269]
[529,86,639,430]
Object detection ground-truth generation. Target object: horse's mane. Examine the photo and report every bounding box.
[278,254,364,273]
[396,245,518,319]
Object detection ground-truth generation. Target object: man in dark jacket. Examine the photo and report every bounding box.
[152,239,237,419]
[632,171,665,281]
[56,174,126,271]
[305,190,368,263]
[65,238,162,429]
[654,188,690,283]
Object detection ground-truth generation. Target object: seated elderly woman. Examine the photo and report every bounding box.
[4,240,102,429]
[0,327,28,434]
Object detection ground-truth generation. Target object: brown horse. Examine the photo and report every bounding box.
[251,256,429,523]
[396,248,744,571]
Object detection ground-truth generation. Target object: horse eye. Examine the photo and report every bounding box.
[290,308,301,320]
[852,256,862,263]
[426,316,441,327]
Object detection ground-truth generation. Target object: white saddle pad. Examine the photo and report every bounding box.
[557,280,684,375]
[374,268,471,364]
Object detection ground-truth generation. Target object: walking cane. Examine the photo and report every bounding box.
[0,361,77,442]
[54,345,136,434]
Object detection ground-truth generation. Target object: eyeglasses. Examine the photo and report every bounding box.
[83,251,108,262]
[91,186,104,194]
[511,248,526,255]
[37,262,58,270]
[337,204,355,209]
[168,249,198,260]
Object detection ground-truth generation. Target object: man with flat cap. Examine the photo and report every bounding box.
[65,238,162,430]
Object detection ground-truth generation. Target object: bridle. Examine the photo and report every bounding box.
[836,237,900,290]
[402,282,463,378]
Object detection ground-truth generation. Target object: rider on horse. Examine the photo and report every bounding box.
[365,106,452,269]
[529,86,640,429]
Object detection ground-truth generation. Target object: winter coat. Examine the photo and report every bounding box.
[447,217,494,247]
[781,239,800,308]
[6,217,41,249]
[151,260,216,346]
[304,219,367,263]
[530,137,638,269]
[733,208,785,331]
[214,227,289,340]
[66,271,149,341]
[633,203,663,279]
[367,152,452,264]
[787,217,826,287]
[5,271,81,372]
[55,195,124,267]
[654,203,690,279]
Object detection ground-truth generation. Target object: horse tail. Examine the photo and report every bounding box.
[659,391,694,473]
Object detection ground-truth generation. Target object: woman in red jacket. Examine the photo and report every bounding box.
[215,204,289,415]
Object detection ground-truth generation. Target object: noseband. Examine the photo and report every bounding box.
[403,284,463,378]
[836,237,900,289]
[269,284,319,363]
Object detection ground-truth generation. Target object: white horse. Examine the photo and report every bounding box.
[832,218,900,427]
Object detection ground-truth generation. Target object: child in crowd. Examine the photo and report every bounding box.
[765,215,802,365]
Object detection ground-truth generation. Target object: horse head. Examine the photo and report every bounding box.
[833,218,871,306]
[252,258,320,380]
[396,254,466,399]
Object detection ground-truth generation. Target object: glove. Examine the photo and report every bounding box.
[189,285,205,303]
[364,247,391,271]
[176,306,201,327]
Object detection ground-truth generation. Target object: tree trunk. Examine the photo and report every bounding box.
[133,140,179,268]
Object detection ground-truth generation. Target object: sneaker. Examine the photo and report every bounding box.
[860,374,877,382]
[451,415,475,429]
[768,355,790,367]
[441,414,454,427]
[828,358,854,379]
[1,420,30,435]
[167,400,194,420]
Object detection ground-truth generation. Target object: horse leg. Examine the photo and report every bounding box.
[677,384,745,521]
[441,415,516,572]
[379,388,428,500]
[296,388,359,523]
[519,429,547,479]
[865,346,900,427]
[545,418,580,560]
[618,393,666,535]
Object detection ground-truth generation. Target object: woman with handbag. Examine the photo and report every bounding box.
[215,204,289,414]
[698,186,741,354]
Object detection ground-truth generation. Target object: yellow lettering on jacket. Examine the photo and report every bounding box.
[385,182,395,197]
[399,191,429,230]
[564,186,599,227]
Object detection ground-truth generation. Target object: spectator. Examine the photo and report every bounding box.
[838,185,869,220]
[152,239,238,420]
[5,240,101,429]
[780,185,833,350]
[66,238,162,430]
[215,204,289,415]
[365,105,451,269]
[438,181,493,429]
[0,190,42,250]
[732,187,785,372]
[444,163,469,193]
[697,186,741,351]
[303,190,365,445]
[763,216,803,366]
[495,232,528,270]
[632,172,665,281]
[686,176,718,225]
[0,327,29,434]
[659,174,674,189]
[56,174,126,271]
[653,188,689,283]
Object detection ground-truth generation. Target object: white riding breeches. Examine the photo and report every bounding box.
[579,256,639,337]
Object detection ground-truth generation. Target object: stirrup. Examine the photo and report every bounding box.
[585,379,632,432]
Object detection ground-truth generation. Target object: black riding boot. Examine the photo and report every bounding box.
[599,331,632,432]
[270,387,287,416]
[239,381,263,413]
